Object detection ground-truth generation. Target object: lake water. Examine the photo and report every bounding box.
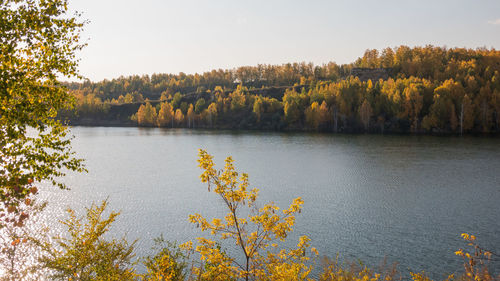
[39,127,500,279]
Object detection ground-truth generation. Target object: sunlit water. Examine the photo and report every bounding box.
[37,127,500,279]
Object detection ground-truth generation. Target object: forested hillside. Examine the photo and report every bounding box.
[62,45,500,134]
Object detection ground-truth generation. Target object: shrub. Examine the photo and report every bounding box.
[38,200,137,281]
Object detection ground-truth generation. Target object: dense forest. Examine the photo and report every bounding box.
[62,45,500,134]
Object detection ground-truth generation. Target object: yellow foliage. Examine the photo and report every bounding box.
[410,272,432,281]
[454,233,496,281]
[319,257,383,281]
[187,149,316,281]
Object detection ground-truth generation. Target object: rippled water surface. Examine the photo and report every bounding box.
[40,127,500,278]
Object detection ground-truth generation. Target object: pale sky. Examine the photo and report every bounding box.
[68,0,500,82]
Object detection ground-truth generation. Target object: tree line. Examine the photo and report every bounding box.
[66,45,500,134]
[65,61,347,101]
[127,75,499,134]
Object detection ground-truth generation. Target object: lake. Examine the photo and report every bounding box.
[39,127,500,279]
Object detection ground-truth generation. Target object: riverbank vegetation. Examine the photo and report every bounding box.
[1,0,499,279]
[64,46,500,134]
[0,0,85,250]
[1,150,498,280]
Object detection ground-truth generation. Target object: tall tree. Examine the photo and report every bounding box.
[187,104,195,128]
[171,92,182,109]
[476,86,493,132]
[305,102,320,129]
[381,47,395,68]
[137,102,157,126]
[403,84,424,133]
[460,94,475,134]
[359,99,373,132]
[450,104,458,132]
[0,0,86,221]
[253,97,263,123]
[283,89,304,126]
[194,98,206,114]
[157,102,174,128]
[318,101,331,128]
[491,89,500,130]
[230,85,247,112]
[206,103,218,128]
[174,109,184,127]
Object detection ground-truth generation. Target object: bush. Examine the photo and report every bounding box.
[142,237,190,281]
[38,200,137,281]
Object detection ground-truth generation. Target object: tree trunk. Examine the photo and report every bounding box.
[460,102,464,136]
[333,106,338,133]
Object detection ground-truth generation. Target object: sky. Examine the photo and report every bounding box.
[68,0,500,82]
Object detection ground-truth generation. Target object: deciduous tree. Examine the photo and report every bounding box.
[206,103,218,128]
[253,97,264,123]
[187,150,316,281]
[359,99,373,132]
[0,0,86,223]
[39,200,136,280]
[174,109,184,127]
[137,102,157,127]
[157,102,174,128]
[187,104,194,128]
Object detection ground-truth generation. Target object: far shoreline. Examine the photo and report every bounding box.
[66,124,500,138]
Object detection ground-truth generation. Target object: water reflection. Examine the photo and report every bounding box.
[35,127,500,278]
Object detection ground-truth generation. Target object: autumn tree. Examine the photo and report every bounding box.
[0,0,86,224]
[180,102,189,115]
[171,92,182,109]
[137,102,158,127]
[187,150,317,281]
[160,91,168,101]
[359,49,380,68]
[450,104,459,132]
[142,237,190,281]
[453,233,497,281]
[206,103,218,128]
[253,97,264,123]
[460,94,475,134]
[283,89,306,126]
[305,102,320,129]
[174,109,184,127]
[124,92,144,103]
[124,93,134,103]
[422,94,448,132]
[157,102,174,128]
[359,99,373,132]
[422,81,458,131]
[187,104,195,128]
[264,97,282,114]
[380,47,395,68]
[230,85,247,112]
[491,89,500,130]
[194,98,206,114]
[117,95,126,104]
[403,83,424,132]
[475,86,493,132]
[39,200,136,280]
[318,100,331,129]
